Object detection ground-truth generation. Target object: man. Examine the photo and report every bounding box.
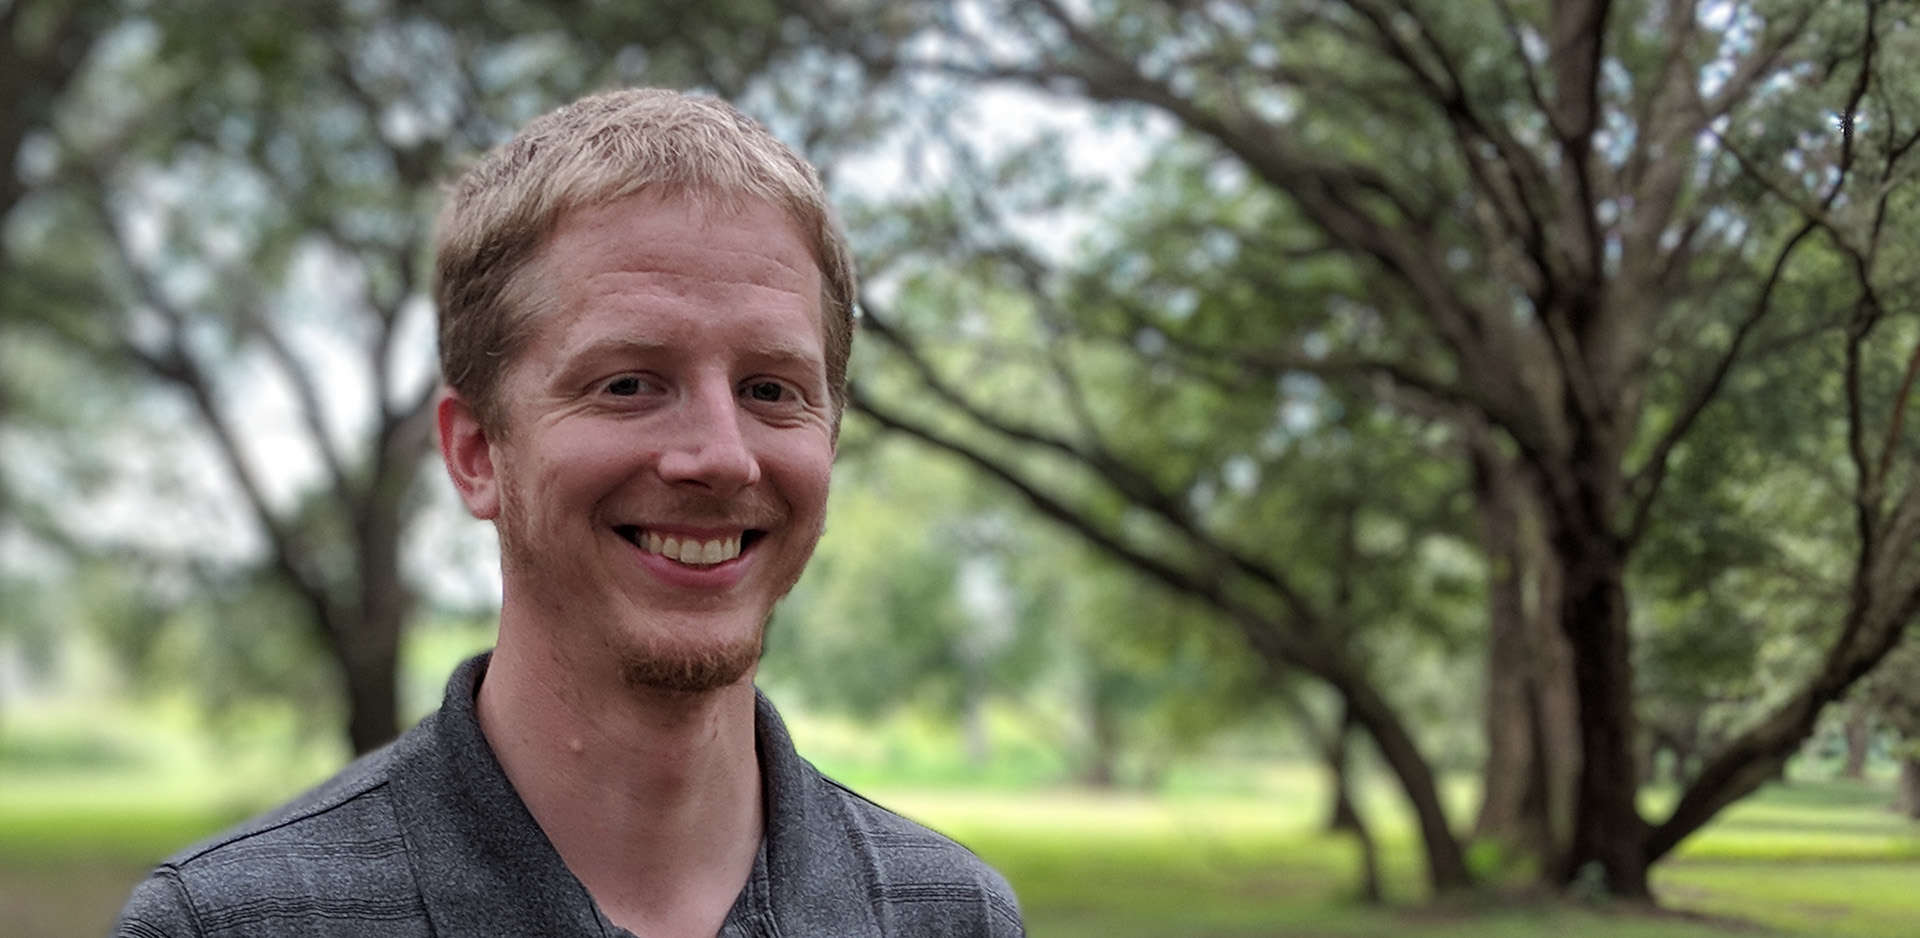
[115,88,1025,938]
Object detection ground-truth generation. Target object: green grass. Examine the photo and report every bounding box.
[4,708,1917,938]
[0,693,343,938]
[1659,862,1918,937]
[0,787,239,938]
[876,788,1789,938]
[1651,777,1920,938]
[871,774,1920,938]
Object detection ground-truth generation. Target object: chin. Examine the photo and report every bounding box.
[614,634,762,695]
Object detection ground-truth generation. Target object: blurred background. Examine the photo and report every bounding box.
[5,1,1920,936]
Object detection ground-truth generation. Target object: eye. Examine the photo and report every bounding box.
[743,379,792,404]
[603,375,646,396]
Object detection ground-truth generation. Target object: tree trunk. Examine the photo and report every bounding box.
[1552,522,1652,900]
[1323,702,1383,904]
[1325,732,1362,834]
[339,625,403,756]
[341,504,406,755]
[1469,431,1579,868]
[1272,678,1379,901]
[336,418,427,755]
[1843,708,1872,780]
[1334,669,1475,893]
[1082,688,1120,788]
[1897,752,1920,819]
[1347,813,1384,906]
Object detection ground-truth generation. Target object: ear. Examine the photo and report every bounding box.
[437,388,501,520]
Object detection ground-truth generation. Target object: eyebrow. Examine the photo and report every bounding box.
[554,335,826,376]
[583,262,812,298]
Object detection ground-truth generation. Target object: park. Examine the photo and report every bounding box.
[5,0,1920,935]
[3,654,1918,936]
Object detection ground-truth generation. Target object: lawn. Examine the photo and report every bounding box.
[880,778,1920,938]
[4,690,1916,938]
[6,763,1916,938]
[1652,777,1920,938]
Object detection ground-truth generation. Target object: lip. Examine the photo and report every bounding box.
[615,524,762,589]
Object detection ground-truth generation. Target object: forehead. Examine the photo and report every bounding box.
[545,192,818,295]
[517,193,826,362]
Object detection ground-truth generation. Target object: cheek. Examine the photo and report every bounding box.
[784,443,835,524]
[501,433,645,519]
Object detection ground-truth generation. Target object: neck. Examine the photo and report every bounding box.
[478,629,763,937]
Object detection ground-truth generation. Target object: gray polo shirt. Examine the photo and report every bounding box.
[115,654,1024,937]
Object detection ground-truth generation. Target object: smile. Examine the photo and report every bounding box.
[619,528,751,567]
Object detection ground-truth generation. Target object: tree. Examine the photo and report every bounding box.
[1,0,112,232]
[7,0,879,753]
[768,411,1271,788]
[1,0,125,741]
[837,125,1495,891]
[1855,634,1920,816]
[785,0,1920,899]
[764,439,1051,752]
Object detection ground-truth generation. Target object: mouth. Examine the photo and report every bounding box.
[616,527,764,567]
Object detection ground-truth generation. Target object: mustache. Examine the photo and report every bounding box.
[605,490,786,529]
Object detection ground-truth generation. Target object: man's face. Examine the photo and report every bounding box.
[441,192,835,692]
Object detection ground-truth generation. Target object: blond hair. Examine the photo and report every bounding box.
[434,88,857,432]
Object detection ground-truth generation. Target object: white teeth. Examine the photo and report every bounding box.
[638,530,742,566]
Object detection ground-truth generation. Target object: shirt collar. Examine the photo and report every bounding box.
[387,653,615,936]
[384,653,879,938]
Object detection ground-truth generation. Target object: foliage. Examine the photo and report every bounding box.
[766,439,1049,722]
[0,0,901,752]
[8,0,1920,915]
[767,428,1291,786]
[781,0,1920,900]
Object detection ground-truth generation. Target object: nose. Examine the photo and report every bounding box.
[655,378,761,495]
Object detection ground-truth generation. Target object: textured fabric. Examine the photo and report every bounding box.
[115,654,1025,937]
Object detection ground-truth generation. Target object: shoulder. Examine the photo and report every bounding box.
[114,742,429,938]
[811,778,1025,936]
[752,690,1025,935]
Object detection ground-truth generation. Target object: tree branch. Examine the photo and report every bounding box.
[1624,216,1821,542]
[81,163,344,640]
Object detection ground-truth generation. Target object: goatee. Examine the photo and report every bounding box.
[616,634,763,694]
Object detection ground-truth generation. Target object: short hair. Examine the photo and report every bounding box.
[433,88,857,434]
